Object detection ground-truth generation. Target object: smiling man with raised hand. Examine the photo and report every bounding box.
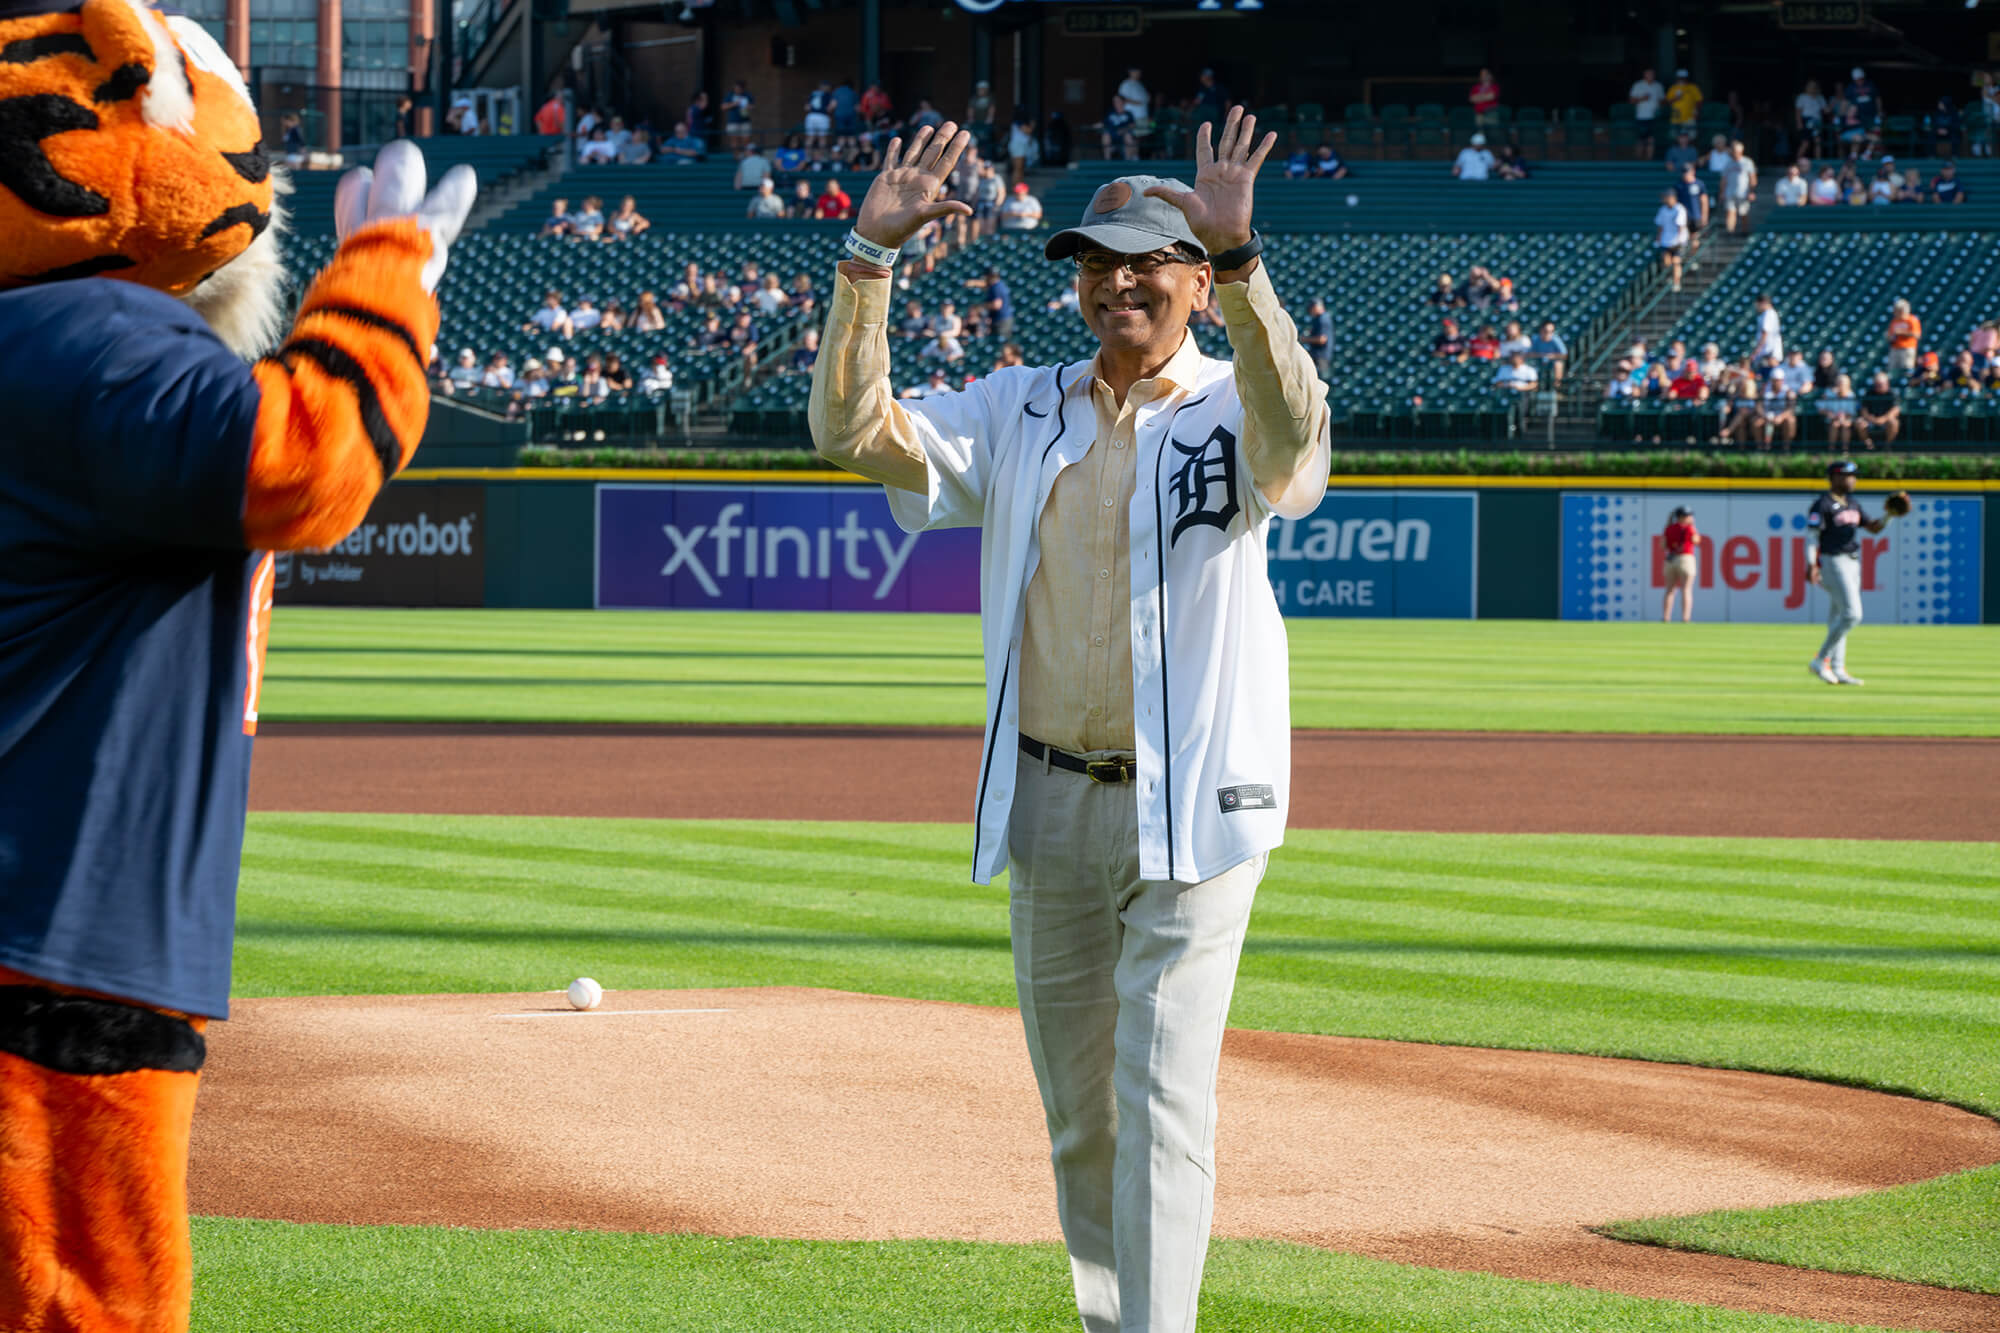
[811,110,1328,1332]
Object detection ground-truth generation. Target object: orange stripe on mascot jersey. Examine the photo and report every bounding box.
[0,3,465,1329]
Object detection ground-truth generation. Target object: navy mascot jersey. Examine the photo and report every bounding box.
[0,279,265,1019]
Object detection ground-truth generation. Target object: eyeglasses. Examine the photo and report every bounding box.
[1073,251,1198,279]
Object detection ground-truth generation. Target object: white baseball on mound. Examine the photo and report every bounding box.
[566,977,603,1011]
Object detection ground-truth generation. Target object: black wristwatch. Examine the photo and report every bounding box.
[1208,230,1263,271]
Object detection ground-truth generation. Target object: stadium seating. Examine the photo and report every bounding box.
[485,160,860,234]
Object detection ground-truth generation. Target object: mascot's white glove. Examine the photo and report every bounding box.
[333,140,477,294]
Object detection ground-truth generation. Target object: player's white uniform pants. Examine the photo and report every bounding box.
[1007,748,1264,1333]
[1816,551,1863,670]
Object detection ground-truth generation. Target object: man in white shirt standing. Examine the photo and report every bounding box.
[1654,188,1690,292]
[810,111,1328,1333]
[1630,67,1665,157]
[1453,132,1495,180]
[1118,67,1152,135]
[1752,292,1784,368]
[1720,140,1758,234]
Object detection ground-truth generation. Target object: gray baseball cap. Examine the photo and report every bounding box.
[1044,176,1204,261]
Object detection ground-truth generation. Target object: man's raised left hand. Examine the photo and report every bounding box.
[1143,106,1275,259]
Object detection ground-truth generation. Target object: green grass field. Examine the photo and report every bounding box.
[206,607,1999,1330]
[263,609,2000,736]
[212,814,2000,1330]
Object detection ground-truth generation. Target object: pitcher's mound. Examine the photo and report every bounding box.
[190,987,2000,1329]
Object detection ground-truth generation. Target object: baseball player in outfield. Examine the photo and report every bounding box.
[811,111,1328,1332]
[1808,460,1902,685]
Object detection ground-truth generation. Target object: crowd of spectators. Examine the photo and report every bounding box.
[429,262,827,414]
[1417,265,1570,393]
[1601,292,2000,446]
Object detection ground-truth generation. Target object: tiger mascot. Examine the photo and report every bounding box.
[0,2,474,1328]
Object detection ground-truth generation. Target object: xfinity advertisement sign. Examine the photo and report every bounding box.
[595,484,981,611]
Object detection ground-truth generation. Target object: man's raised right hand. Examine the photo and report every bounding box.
[853,122,974,251]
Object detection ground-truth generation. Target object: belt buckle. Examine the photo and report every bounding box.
[1084,758,1131,784]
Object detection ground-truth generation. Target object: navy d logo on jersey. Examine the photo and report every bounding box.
[1169,424,1241,545]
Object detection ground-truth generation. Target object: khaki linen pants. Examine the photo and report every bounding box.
[1006,749,1265,1333]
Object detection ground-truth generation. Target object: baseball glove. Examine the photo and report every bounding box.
[1884,491,1912,517]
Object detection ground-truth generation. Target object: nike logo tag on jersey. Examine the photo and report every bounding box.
[1216,783,1275,813]
[1023,402,1047,418]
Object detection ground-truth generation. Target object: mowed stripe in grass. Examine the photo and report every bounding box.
[261,609,2000,735]
[232,815,2000,1295]
[188,1221,1925,1333]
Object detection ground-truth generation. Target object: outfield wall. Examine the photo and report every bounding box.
[280,471,1998,626]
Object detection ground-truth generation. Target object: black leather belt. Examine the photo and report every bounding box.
[1019,735,1138,784]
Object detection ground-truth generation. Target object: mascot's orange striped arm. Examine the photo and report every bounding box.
[0,4,471,1330]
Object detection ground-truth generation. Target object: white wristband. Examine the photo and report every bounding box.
[843,229,900,269]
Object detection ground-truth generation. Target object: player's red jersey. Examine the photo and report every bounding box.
[1664,520,1698,557]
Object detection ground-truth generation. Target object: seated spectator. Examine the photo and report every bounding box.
[1426,273,1465,308]
[713,274,745,313]
[578,128,617,164]
[1774,164,1808,206]
[1102,95,1138,161]
[570,196,605,241]
[1696,341,1726,383]
[447,347,482,391]
[1641,359,1674,399]
[1300,299,1332,373]
[606,195,650,241]
[788,329,820,374]
[1452,133,1494,180]
[1890,158,1924,204]
[1311,145,1348,178]
[600,300,628,333]
[1820,373,1858,446]
[1869,163,1896,205]
[751,273,790,317]
[540,198,574,238]
[736,144,772,190]
[544,347,578,392]
[1602,355,1641,400]
[1758,372,1798,446]
[525,290,574,340]
[1431,317,1467,361]
[631,290,667,332]
[909,99,945,132]
[901,366,956,399]
[1492,351,1538,392]
[617,129,653,165]
[728,311,760,366]
[789,179,817,218]
[1779,348,1812,396]
[1907,350,1943,391]
[920,331,965,364]
[993,343,1026,371]
[1463,266,1501,308]
[510,358,548,411]
[1969,319,1999,365]
[1856,372,1900,446]
[278,111,306,167]
[606,117,633,155]
[569,297,602,333]
[1945,349,1984,394]
[896,299,928,339]
[692,312,731,350]
[1717,360,1761,442]
[1811,348,1841,390]
[772,136,809,174]
[1048,285,1080,315]
[1000,181,1043,231]
[1468,325,1500,360]
[1528,320,1568,386]
[1285,148,1311,181]
[640,355,675,395]
[931,301,962,340]
[1493,145,1530,180]
[1809,165,1841,205]
[1668,359,1708,401]
[579,355,610,403]
[663,121,705,164]
[1495,320,1531,358]
[1932,159,1967,204]
[478,353,514,393]
[816,178,853,220]
[746,178,787,219]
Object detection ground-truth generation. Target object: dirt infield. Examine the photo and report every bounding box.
[250,722,2000,840]
[191,988,2000,1332]
[221,723,2000,1327]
